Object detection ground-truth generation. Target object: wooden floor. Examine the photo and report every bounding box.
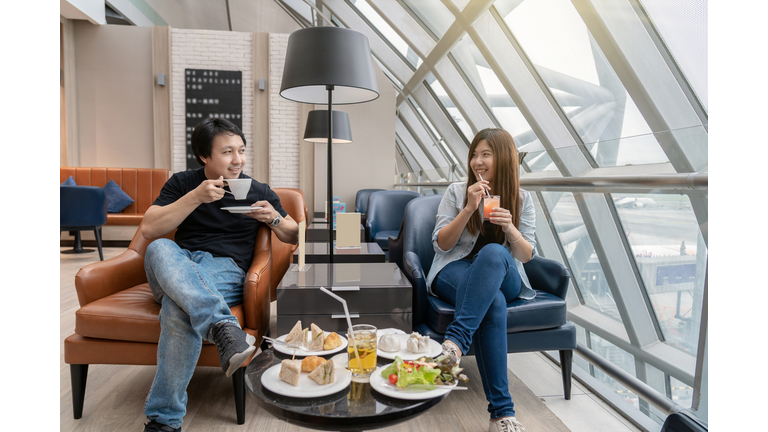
[60,247,571,432]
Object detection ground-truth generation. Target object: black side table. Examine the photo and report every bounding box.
[245,348,445,432]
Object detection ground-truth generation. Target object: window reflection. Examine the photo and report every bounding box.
[543,192,623,322]
[612,193,706,355]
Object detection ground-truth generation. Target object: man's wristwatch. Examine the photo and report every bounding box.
[270,214,281,227]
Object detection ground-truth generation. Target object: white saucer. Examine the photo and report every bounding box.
[271,333,348,357]
[221,206,263,213]
[377,334,442,360]
[369,364,456,400]
[261,363,351,398]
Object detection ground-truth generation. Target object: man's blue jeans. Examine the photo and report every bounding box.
[143,239,246,429]
[433,244,522,420]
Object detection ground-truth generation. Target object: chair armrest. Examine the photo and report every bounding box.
[74,248,147,307]
[403,251,429,329]
[243,225,272,332]
[523,255,570,300]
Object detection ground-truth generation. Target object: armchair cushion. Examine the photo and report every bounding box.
[373,230,399,250]
[425,290,568,334]
[74,284,245,344]
[103,179,135,213]
[365,190,420,243]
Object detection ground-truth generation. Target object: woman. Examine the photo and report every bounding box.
[426,128,535,432]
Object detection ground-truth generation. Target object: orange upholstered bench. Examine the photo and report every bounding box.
[60,167,169,226]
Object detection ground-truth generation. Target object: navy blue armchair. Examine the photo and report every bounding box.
[364,190,420,251]
[355,188,385,224]
[396,195,576,399]
[61,185,108,261]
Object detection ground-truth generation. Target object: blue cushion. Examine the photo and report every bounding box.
[103,179,134,213]
[61,176,77,186]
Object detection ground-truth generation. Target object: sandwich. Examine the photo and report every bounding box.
[284,321,304,344]
[308,323,325,351]
[308,359,336,385]
[323,332,343,350]
[278,359,302,386]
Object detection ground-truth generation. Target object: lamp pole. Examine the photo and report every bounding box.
[327,85,334,264]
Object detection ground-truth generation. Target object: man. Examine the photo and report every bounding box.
[141,118,299,432]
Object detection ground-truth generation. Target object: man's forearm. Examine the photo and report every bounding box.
[142,194,201,239]
[272,217,299,244]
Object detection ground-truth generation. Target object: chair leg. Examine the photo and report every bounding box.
[559,350,573,400]
[232,367,246,424]
[70,364,89,419]
[93,227,104,261]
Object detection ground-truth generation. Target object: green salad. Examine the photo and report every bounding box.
[380,354,468,390]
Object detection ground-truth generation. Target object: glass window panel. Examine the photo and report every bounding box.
[350,0,423,69]
[426,73,474,141]
[281,0,314,23]
[612,193,706,355]
[543,192,623,322]
[406,96,465,175]
[639,0,707,111]
[450,35,543,155]
[498,0,670,167]
[400,0,454,38]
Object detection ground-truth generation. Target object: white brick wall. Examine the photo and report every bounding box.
[171,29,254,176]
[269,33,299,188]
[170,29,300,187]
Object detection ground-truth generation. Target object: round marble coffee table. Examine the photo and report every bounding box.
[245,348,446,431]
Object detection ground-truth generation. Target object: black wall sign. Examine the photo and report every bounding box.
[184,69,243,170]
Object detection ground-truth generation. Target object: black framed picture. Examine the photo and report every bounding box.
[184,69,243,170]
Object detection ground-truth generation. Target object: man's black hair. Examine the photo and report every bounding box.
[191,118,247,166]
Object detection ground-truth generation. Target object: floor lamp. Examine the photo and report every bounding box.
[280,26,379,264]
[303,110,353,243]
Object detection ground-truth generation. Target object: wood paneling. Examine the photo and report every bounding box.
[151,26,173,170]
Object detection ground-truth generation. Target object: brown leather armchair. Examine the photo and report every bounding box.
[270,188,307,301]
[63,223,272,425]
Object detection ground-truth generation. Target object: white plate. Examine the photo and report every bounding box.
[221,206,263,213]
[377,334,442,360]
[261,363,351,398]
[369,364,456,400]
[271,333,348,357]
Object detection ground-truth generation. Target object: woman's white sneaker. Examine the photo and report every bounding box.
[489,417,527,432]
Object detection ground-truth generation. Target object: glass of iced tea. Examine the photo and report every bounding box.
[347,324,377,379]
[483,195,501,221]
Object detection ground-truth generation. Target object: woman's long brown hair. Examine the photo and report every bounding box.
[464,128,521,241]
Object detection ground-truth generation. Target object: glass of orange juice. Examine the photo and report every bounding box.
[483,195,500,221]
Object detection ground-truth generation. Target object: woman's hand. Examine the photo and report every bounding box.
[489,206,516,234]
[465,180,490,213]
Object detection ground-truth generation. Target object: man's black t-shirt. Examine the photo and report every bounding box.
[152,168,287,272]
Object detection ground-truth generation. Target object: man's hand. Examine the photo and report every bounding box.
[245,200,279,223]
[194,176,227,204]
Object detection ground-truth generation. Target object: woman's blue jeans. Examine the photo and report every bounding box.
[142,239,246,429]
[433,243,522,420]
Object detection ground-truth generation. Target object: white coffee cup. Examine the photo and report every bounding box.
[223,178,252,200]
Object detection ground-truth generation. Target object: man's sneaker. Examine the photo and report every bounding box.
[212,322,256,378]
[489,417,528,432]
[143,420,181,432]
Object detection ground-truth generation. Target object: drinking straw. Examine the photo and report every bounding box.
[478,173,491,197]
[319,287,363,371]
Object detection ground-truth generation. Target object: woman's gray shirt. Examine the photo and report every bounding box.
[426,182,537,300]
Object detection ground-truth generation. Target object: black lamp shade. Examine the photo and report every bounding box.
[280,27,379,105]
[304,110,352,143]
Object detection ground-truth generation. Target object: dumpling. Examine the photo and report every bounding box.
[323,332,342,350]
[301,355,326,373]
[406,332,430,353]
[379,334,401,353]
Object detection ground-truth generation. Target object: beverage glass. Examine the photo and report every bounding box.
[223,178,252,200]
[483,195,500,221]
[347,324,377,378]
